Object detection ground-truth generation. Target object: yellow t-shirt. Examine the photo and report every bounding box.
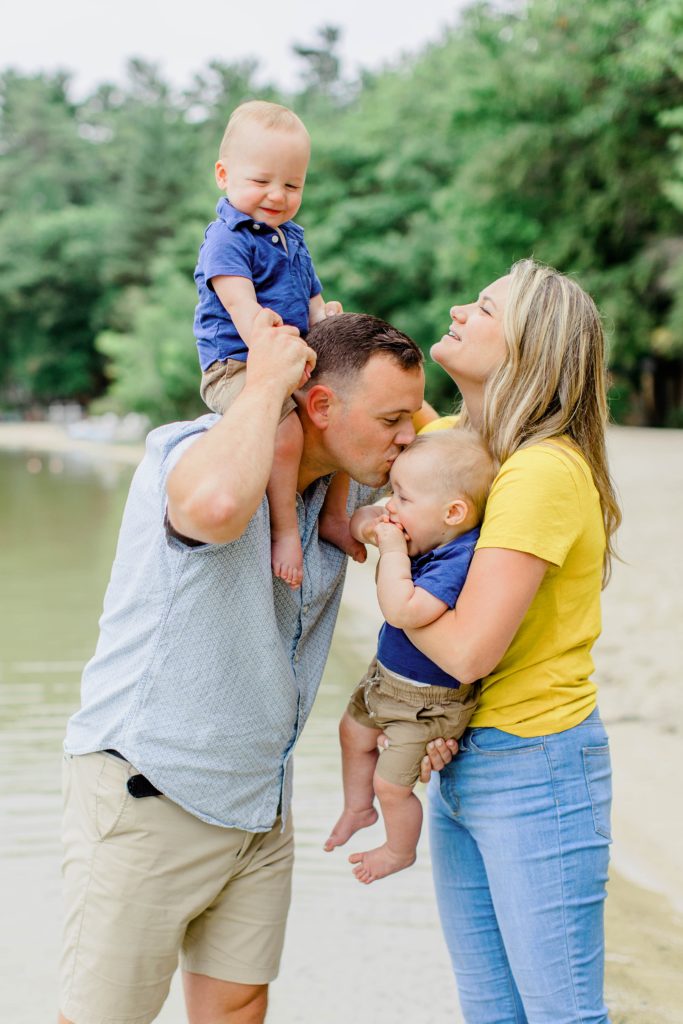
[420,417,605,736]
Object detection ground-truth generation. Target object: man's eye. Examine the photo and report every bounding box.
[383,417,399,426]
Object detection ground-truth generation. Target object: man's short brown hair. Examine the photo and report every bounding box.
[304,313,423,392]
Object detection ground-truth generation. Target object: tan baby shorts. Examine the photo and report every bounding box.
[346,658,480,788]
[201,358,296,420]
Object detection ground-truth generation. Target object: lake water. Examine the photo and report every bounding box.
[0,448,458,1022]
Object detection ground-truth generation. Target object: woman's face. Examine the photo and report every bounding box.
[430,275,510,387]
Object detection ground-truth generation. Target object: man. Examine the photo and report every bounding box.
[59,309,424,1024]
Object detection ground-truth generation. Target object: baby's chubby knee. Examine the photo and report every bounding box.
[373,770,415,804]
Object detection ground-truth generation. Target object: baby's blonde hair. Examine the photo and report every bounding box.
[219,100,309,159]
[403,429,498,524]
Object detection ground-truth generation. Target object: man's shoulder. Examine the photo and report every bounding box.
[144,415,220,470]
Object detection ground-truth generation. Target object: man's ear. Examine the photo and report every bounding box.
[215,160,228,190]
[444,498,470,527]
[301,384,334,429]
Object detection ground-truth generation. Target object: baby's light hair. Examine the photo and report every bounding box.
[403,429,498,524]
[219,100,310,159]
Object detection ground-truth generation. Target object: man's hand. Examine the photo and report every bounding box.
[245,308,316,396]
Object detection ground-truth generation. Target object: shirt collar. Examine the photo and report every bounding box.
[216,197,303,240]
[412,526,481,569]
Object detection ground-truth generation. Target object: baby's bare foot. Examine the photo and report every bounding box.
[348,843,416,884]
[272,532,303,590]
[319,514,367,563]
[324,807,378,851]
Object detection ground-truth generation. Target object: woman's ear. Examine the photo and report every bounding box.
[444,498,470,527]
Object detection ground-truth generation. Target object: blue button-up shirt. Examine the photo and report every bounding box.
[193,198,323,371]
[65,415,369,831]
[377,527,480,688]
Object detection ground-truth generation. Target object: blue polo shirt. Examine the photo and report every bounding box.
[376,527,480,688]
[193,198,323,371]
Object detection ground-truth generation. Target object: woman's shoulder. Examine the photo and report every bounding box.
[418,414,459,435]
[500,438,593,491]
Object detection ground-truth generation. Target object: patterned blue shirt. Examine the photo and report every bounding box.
[377,528,480,687]
[193,198,323,371]
[65,415,368,831]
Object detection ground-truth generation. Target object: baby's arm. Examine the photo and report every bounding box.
[375,521,448,629]
[212,276,264,346]
[309,294,343,325]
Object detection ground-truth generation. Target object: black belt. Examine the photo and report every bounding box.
[104,749,163,798]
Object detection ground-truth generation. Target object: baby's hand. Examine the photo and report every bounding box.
[375,518,408,555]
[324,300,343,317]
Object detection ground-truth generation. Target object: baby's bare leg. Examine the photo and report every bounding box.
[318,472,368,562]
[324,711,380,851]
[349,772,422,884]
[269,411,304,589]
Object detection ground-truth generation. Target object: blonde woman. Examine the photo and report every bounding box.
[413,259,620,1023]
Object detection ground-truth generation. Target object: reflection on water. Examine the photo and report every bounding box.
[0,449,458,1023]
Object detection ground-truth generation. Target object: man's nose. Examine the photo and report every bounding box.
[396,420,416,446]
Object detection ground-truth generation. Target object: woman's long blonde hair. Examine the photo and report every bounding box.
[463,258,621,583]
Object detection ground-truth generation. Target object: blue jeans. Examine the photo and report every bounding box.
[428,709,612,1024]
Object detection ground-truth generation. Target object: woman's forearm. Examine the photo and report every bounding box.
[405,547,549,684]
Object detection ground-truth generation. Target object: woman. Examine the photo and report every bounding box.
[413,259,620,1023]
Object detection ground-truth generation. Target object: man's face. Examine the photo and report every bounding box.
[325,355,425,487]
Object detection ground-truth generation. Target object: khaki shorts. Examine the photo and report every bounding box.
[201,358,296,421]
[346,658,480,788]
[60,751,293,1024]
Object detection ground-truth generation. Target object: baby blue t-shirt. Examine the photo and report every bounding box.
[376,527,480,688]
[193,198,323,371]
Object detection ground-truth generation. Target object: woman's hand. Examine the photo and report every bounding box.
[419,737,458,781]
[375,733,458,781]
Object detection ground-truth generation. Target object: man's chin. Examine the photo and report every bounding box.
[347,467,389,488]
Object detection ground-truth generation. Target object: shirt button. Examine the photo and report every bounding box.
[294,652,300,663]
[252,223,260,230]
[271,235,279,244]
[302,604,310,614]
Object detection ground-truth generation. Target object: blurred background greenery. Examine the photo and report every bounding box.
[1,0,682,426]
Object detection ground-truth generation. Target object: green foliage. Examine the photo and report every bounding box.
[1,0,682,424]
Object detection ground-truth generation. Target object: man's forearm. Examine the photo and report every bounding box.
[167,310,315,545]
[166,379,285,544]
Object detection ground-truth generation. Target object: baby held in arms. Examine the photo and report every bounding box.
[325,429,497,883]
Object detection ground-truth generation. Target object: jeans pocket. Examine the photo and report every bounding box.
[582,745,612,840]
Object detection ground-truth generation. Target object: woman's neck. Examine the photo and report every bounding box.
[458,382,485,432]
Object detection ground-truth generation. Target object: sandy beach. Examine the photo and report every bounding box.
[2,420,682,1021]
